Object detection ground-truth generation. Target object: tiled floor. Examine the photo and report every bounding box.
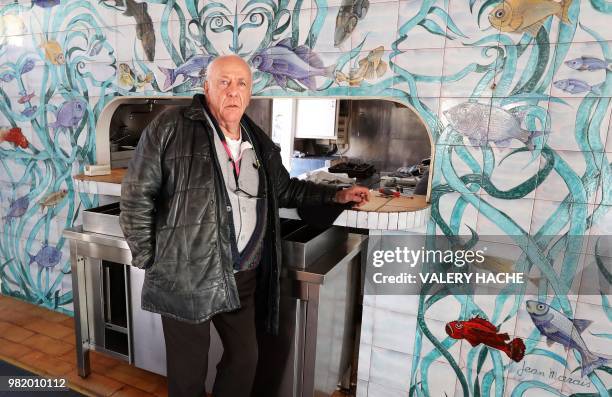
[0,294,168,397]
[0,294,353,397]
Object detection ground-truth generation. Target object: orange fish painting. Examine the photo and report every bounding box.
[488,0,573,36]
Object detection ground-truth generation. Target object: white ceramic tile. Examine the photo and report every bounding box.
[476,196,534,242]
[333,210,348,226]
[347,209,358,227]
[356,379,368,397]
[374,212,387,230]
[576,254,611,306]
[506,338,568,387]
[587,204,611,258]
[485,148,541,198]
[573,300,611,357]
[361,304,375,346]
[310,6,347,53]
[446,0,500,48]
[441,46,499,97]
[372,308,417,354]
[397,211,407,230]
[358,343,372,381]
[551,41,611,98]
[357,211,369,228]
[504,376,560,397]
[529,199,593,242]
[547,97,611,152]
[574,4,612,43]
[396,0,447,50]
[369,346,412,391]
[434,192,480,236]
[560,349,612,396]
[349,2,399,52]
[387,212,399,230]
[368,381,409,397]
[535,150,604,204]
[392,48,444,98]
[367,212,379,229]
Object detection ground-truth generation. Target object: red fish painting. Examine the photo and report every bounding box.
[445,317,525,362]
[0,127,28,148]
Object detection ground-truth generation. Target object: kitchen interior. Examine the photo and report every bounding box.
[60,96,433,397]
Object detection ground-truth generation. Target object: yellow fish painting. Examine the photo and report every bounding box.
[335,46,388,86]
[40,40,65,65]
[488,0,573,36]
[40,189,68,211]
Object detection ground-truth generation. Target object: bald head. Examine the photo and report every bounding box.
[204,55,253,138]
[206,55,251,80]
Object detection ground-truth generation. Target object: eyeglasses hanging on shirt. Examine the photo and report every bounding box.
[219,126,265,200]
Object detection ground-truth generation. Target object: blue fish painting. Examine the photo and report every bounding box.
[159,54,214,91]
[29,244,62,269]
[20,58,35,75]
[21,106,37,117]
[526,301,610,377]
[553,79,603,95]
[0,71,15,82]
[565,56,612,72]
[3,195,29,222]
[251,38,335,90]
[33,0,60,8]
[49,99,87,130]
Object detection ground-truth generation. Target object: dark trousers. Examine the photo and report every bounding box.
[161,269,258,397]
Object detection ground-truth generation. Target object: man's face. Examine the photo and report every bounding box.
[204,57,252,126]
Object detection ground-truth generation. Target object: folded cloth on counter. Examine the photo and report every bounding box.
[304,170,355,185]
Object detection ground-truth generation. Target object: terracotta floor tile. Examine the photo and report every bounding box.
[105,364,162,393]
[37,308,71,323]
[2,309,42,327]
[151,380,167,397]
[3,322,35,343]
[58,347,78,366]
[61,316,76,329]
[65,372,124,397]
[90,350,122,370]
[21,333,74,356]
[23,318,73,340]
[19,351,75,377]
[0,320,13,333]
[111,385,157,397]
[0,337,34,360]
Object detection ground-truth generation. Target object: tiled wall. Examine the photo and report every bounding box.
[0,0,609,395]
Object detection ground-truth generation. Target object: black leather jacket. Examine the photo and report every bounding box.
[119,94,337,333]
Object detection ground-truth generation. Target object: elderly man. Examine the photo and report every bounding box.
[119,55,370,397]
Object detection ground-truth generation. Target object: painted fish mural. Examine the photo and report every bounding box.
[118,63,153,89]
[443,102,543,151]
[526,301,609,377]
[334,0,370,47]
[446,317,526,362]
[565,56,612,72]
[553,78,604,95]
[0,71,15,82]
[251,38,335,90]
[0,14,27,36]
[39,189,68,211]
[17,92,35,104]
[335,45,387,86]
[0,127,28,149]
[21,106,37,118]
[3,195,29,222]
[108,0,155,61]
[159,54,214,91]
[33,0,60,8]
[48,99,87,130]
[40,40,65,65]
[29,244,62,269]
[488,0,573,36]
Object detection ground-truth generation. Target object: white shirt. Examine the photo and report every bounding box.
[225,131,242,160]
